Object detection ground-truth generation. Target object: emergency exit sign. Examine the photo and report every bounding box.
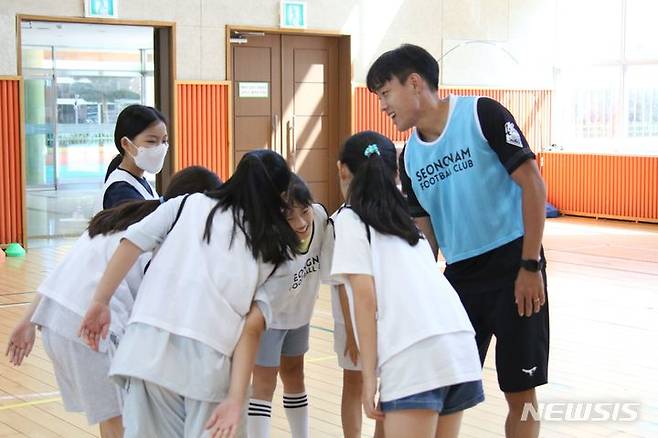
[280,1,307,29]
[85,0,118,18]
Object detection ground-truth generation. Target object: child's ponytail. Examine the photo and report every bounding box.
[340,131,421,246]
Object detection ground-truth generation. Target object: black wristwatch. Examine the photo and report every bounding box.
[520,258,545,272]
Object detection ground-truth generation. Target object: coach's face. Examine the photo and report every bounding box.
[375,74,422,132]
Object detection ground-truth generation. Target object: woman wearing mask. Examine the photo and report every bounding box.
[98,105,169,210]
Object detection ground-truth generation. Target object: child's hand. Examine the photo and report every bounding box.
[78,301,111,352]
[344,333,359,366]
[5,320,36,366]
[361,373,384,421]
[205,397,242,438]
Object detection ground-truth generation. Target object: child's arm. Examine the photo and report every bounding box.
[338,284,359,365]
[347,274,384,421]
[78,239,143,351]
[5,294,42,366]
[205,303,266,438]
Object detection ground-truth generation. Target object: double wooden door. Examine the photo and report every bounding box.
[232,33,339,208]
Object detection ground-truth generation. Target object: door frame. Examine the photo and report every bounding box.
[225,25,352,188]
[16,14,177,195]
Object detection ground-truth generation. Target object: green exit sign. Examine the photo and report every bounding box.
[280,1,307,29]
[85,0,118,18]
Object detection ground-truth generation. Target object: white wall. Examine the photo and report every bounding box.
[0,0,556,88]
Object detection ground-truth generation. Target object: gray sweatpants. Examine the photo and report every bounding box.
[122,377,247,438]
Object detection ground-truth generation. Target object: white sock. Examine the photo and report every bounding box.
[283,392,309,438]
[247,398,272,438]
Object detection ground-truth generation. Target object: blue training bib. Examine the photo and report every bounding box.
[404,95,524,263]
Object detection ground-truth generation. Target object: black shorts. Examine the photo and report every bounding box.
[456,268,549,393]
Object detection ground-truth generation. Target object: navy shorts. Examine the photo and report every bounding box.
[379,380,484,415]
[457,269,549,393]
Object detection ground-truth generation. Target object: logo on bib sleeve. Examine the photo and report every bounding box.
[505,122,524,148]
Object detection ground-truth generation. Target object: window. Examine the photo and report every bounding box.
[554,0,658,154]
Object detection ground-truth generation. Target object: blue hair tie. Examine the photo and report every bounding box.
[364,144,380,157]
[159,196,165,204]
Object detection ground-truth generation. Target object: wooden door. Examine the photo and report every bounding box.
[282,35,338,208]
[232,34,281,164]
[232,33,339,208]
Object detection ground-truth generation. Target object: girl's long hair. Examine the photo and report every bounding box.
[340,131,421,245]
[286,173,314,208]
[203,150,299,265]
[88,165,222,237]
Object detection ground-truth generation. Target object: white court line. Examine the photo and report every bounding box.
[0,391,61,401]
[0,302,30,309]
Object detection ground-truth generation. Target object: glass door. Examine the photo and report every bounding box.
[21,23,155,240]
[54,72,144,186]
[24,75,57,189]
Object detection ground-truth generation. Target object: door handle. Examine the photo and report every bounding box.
[272,114,278,154]
[286,119,295,170]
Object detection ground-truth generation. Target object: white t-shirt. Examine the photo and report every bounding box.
[124,193,275,357]
[323,207,348,327]
[330,207,480,400]
[262,204,329,329]
[379,332,482,402]
[37,231,150,337]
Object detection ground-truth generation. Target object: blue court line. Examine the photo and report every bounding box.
[310,324,334,334]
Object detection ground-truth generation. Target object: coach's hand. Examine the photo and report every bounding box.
[514,269,545,317]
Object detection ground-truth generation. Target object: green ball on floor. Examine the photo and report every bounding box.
[5,242,26,257]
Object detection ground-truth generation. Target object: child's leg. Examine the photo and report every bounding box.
[384,410,437,438]
[280,354,308,438]
[248,365,279,438]
[435,411,462,438]
[98,416,123,438]
[374,418,385,438]
[249,328,288,438]
[341,369,363,438]
[435,380,483,438]
[280,354,305,394]
[279,324,310,438]
[251,365,279,401]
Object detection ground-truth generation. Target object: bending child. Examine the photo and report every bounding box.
[6,165,221,438]
[331,131,484,438]
[79,150,299,438]
[248,174,329,438]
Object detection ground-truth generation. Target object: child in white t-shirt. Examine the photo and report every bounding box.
[78,150,300,438]
[248,174,329,438]
[325,219,384,438]
[5,165,221,438]
[330,131,484,438]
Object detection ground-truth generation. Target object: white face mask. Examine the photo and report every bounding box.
[128,141,168,173]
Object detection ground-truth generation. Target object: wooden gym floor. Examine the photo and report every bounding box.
[1,216,657,437]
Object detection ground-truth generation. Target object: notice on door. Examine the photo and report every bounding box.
[238,82,269,98]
